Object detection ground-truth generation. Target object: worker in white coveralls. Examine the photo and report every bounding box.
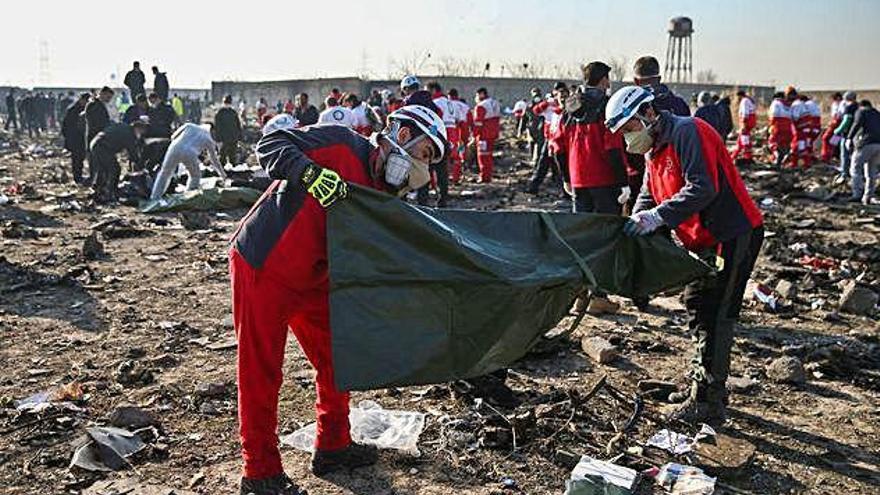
[149,122,228,199]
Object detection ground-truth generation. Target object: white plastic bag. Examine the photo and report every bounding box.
[281,400,426,456]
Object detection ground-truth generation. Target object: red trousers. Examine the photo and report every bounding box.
[447,127,462,184]
[731,123,755,161]
[476,137,495,182]
[230,249,350,479]
[791,129,813,168]
[821,126,841,162]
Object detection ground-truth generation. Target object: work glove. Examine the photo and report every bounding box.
[301,164,348,208]
[623,209,665,236]
[617,186,631,206]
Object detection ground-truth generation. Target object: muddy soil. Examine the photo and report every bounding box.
[0,125,878,494]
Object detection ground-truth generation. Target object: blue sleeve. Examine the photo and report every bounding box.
[655,120,717,227]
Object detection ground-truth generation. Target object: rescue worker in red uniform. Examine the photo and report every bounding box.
[427,81,458,205]
[231,104,448,495]
[559,61,628,316]
[790,92,813,168]
[768,92,794,168]
[527,82,566,194]
[821,92,844,163]
[730,90,756,166]
[472,87,501,183]
[804,96,822,163]
[448,88,470,184]
[606,86,764,425]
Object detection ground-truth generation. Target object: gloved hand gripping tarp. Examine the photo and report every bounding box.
[327,185,710,391]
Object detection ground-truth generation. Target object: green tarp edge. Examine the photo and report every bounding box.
[328,185,711,391]
[138,187,262,213]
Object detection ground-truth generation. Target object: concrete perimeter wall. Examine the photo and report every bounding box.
[211,76,776,110]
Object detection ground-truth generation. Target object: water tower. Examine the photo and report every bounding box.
[664,16,693,83]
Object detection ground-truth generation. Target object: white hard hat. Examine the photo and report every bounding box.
[387,104,448,164]
[605,85,655,133]
[261,113,299,135]
[400,75,421,91]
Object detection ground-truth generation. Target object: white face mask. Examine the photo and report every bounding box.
[623,121,654,155]
[382,131,431,196]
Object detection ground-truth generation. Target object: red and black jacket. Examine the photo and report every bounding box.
[633,112,762,252]
[231,125,379,278]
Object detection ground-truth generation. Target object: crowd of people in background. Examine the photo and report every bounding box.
[2,57,877,209]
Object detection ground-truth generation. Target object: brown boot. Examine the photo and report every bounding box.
[586,296,620,316]
[311,443,378,476]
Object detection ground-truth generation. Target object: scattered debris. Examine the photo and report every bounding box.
[70,426,146,472]
[656,463,716,495]
[83,478,198,495]
[566,455,639,494]
[645,424,716,455]
[752,284,779,311]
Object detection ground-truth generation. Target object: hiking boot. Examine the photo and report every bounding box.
[240,473,306,495]
[587,296,620,316]
[663,395,726,427]
[311,443,378,476]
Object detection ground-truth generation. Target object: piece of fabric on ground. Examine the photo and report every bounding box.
[138,186,261,213]
[327,185,711,391]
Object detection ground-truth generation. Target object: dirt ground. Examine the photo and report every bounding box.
[0,123,878,495]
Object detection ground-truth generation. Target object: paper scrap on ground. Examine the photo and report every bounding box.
[646,424,716,455]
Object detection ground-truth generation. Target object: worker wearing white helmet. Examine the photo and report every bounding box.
[231,103,446,495]
[400,75,421,96]
[605,85,764,427]
[261,113,298,135]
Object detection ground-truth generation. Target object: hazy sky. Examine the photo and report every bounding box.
[2,0,877,90]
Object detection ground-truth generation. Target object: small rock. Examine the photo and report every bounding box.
[82,232,104,260]
[109,405,157,429]
[188,471,205,489]
[199,402,220,415]
[126,347,147,359]
[581,336,617,364]
[775,279,797,300]
[195,382,228,399]
[115,360,155,386]
[148,354,179,368]
[767,356,806,384]
[179,211,212,231]
[839,280,878,315]
[554,449,581,469]
[727,376,758,392]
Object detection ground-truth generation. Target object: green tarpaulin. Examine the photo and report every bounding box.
[328,185,711,391]
[138,187,262,213]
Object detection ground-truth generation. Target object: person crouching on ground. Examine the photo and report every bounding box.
[605,85,764,425]
[149,123,227,200]
[230,104,448,495]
